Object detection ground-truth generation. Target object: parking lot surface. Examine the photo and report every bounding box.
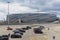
[0,24,60,40]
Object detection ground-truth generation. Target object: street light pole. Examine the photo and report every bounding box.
[7,2,10,27]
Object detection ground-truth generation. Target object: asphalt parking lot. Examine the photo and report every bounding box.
[9,27,47,40]
[0,24,60,40]
[0,25,48,40]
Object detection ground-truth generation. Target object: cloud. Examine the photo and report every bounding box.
[0,0,60,12]
[0,2,37,20]
[16,0,60,12]
[0,12,6,20]
[9,3,37,13]
[0,0,60,20]
[0,0,15,3]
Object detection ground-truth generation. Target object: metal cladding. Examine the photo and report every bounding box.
[7,13,59,24]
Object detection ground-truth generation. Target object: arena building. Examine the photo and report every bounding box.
[6,13,59,24]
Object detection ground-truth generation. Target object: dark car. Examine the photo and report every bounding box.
[0,36,2,40]
[16,28,25,32]
[13,30,23,35]
[38,26,45,30]
[22,28,28,30]
[26,26,31,29]
[34,28,43,34]
[2,35,9,40]
[11,33,22,38]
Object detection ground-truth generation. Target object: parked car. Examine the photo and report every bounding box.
[38,26,45,30]
[26,26,31,29]
[11,33,22,38]
[22,28,28,30]
[2,35,9,40]
[16,28,25,32]
[0,36,2,40]
[34,28,43,34]
[13,30,23,35]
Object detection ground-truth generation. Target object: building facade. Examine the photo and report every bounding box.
[6,13,58,24]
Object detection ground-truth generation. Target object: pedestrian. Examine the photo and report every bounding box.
[53,36,55,40]
[48,28,49,30]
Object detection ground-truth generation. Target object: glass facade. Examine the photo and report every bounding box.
[7,13,58,24]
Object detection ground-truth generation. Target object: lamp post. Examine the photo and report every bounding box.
[7,2,10,27]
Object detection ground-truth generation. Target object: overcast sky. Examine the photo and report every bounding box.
[0,0,60,20]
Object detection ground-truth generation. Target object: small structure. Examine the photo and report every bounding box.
[7,27,13,30]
